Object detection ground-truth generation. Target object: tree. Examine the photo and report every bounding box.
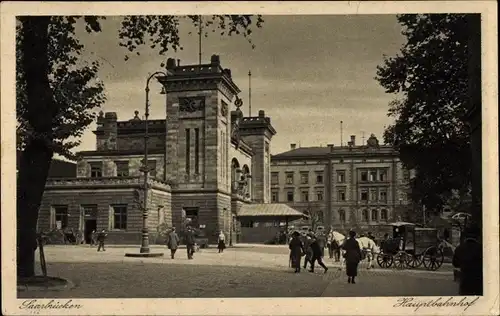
[375,14,473,214]
[17,15,264,278]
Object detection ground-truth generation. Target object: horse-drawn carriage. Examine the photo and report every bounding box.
[377,222,445,271]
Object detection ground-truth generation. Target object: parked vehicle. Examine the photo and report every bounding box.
[377,221,445,271]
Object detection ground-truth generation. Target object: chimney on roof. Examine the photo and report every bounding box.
[350,135,356,146]
[258,110,265,117]
[327,144,334,153]
[177,59,181,66]
[290,143,297,150]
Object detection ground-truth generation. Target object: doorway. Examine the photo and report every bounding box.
[84,219,97,244]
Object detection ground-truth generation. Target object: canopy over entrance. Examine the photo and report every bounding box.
[237,203,305,220]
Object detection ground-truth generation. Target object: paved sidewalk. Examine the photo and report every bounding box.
[18,245,458,298]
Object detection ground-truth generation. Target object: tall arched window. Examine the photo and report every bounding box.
[231,158,240,193]
[362,209,369,222]
[317,211,324,223]
[371,209,378,222]
[380,209,388,221]
[339,209,346,223]
[242,164,251,199]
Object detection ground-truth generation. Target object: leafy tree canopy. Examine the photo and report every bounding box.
[376,14,472,212]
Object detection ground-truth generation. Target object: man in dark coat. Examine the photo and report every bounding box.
[452,225,483,295]
[308,234,328,274]
[342,230,362,283]
[302,234,313,270]
[184,226,196,259]
[166,227,180,259]
[96,229,107,252]
[289,231,305,273]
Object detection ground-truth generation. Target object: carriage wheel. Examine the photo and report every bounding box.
[422,246,444,271]
[406,254,423,269]
[393,251,408,269]
[376,252,393,269]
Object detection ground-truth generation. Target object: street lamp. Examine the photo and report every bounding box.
[125,71,168,258]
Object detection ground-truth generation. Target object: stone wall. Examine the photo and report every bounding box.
[77,154,165,180]
[38,186,172,244]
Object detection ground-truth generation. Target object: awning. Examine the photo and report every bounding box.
[237,203,305,218]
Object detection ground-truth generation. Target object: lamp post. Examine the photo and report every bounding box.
[126,71,167,258]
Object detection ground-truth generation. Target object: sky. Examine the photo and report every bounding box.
[73,15,406,156]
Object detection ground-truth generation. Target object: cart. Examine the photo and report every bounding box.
[376,221,445,271]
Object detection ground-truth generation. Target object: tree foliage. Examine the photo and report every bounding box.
[16,16,106,159]
[375,14,473,212]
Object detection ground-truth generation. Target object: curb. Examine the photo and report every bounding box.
[17,277,76,292]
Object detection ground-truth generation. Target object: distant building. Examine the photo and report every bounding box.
[36,55,303,244]
[270,134,411,235]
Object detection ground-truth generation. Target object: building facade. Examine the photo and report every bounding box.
[270,134,411,234]
[37,55,302,244]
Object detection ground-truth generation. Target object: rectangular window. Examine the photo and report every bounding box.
[271,191,279,202]
[185,128,190,174]
[285,173,294,185]
[316,191,324,201]
[379,170,387,181]
[271,172,279,185]
[380,209,388,221]
[337,171,346,183]
[148,160,157,178]
[116,161,129,177]
[316,173,323,184]
[194,128,200,174]
[337,189,346,201]
[371,210,378,221]
[90,162,102,178]
[287,191,294,202]
[54,206,69,229]
[360,190,368,201]
[301,191,309,202]
[369,171,377,182]
[361,171,368,182]
[370,189,378,201]
[241,220,254,228]
[380,190,387,201]
[113,205,127,230]
[300,172,309,184]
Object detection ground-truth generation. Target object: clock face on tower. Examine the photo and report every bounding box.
[178,97,205,113]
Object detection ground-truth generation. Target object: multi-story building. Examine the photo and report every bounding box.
[270,134,411,234]
[36,55,304,244]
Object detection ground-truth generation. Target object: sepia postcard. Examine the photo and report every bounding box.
[1,1,498,315]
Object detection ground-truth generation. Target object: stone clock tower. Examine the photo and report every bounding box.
[157,55,241,238]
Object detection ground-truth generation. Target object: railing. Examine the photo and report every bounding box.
[46,176,172,190]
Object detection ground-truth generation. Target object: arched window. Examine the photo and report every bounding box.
[339,209,346,223]
[371,209,378,222]
[362,209,369,222]
[231,158,240,193]
[380,209,388,221]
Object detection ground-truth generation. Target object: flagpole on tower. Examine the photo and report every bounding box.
[248,70,252,116]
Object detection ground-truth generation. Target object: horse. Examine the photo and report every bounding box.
[356,236,380,269]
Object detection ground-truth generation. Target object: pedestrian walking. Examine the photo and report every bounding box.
[217,230,226,253]
[167,227,180,259]
[302,233,313,270]
[342,230,362,284]
[452,225,483,295]
[97,229,107,252]
[308,233,328,274]
[90,230,97,247]
[289,231,305,273]
[185,226,196,259]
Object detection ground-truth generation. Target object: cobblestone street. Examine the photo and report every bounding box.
[18,245,458,298]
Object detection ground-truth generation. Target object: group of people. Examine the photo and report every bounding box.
[165,227,228,259]
[289,229,369,284]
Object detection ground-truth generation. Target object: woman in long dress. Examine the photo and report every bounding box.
[217,230,226,253]
[342,230,362,284]
[289,231,305,273]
